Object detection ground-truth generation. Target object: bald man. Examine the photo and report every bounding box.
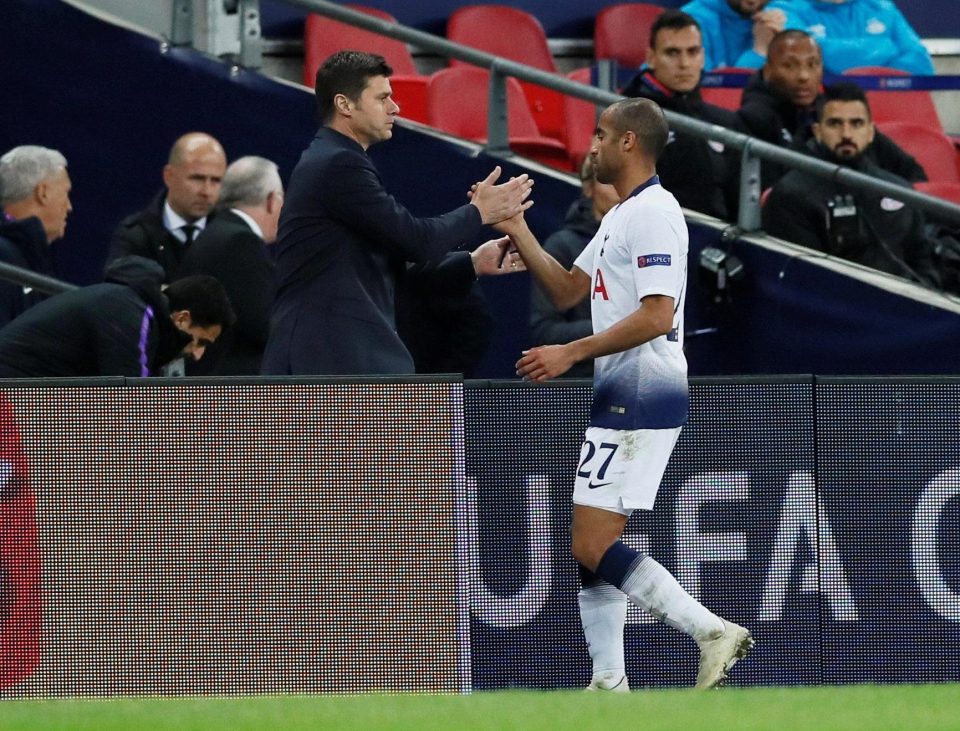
[106,132,227,282]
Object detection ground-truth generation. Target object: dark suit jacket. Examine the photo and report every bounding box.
[106,190,191,282]
[179,209,275,375]
[262,127,483,376]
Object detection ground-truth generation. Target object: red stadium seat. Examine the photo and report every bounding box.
[914,181,960,206]
[446,5,567,143]
[427,67,572,171]
[594,3,666,69]
[563,67,600,169]
[843,66,943,133]
[699,67,752,111]
[877,122,960,184]
[303,6,430,124]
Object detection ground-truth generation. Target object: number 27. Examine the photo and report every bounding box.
[577,441,618,479]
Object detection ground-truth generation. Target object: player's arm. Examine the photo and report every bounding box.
[497,214,591,310]
[516,294,674,382]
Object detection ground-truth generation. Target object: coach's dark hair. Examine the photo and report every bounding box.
[649,9,701,49]
[607,98,670,160]
[816,82,871,122]
[315,50,393,123]
[166,275,236,329]
[767,29,819,59]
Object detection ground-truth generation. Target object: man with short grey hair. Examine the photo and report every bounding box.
[179,155,283,374]
[0,145,72,328]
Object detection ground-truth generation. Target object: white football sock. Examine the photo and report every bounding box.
[620,555,723,641]
[578,582,628,678]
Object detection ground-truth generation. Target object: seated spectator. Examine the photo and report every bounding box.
[763,83,940,287]
[682,0,786,70]
[766,0,933,75]
[180,156,283,376]
[621,9,743,221]
[738,30,926,185]
[528,157,619,378]
[0,146,72,328]
[0,256,235,377]
[106,132,227,282]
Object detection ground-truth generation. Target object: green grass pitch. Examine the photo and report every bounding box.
[3,685,959,731]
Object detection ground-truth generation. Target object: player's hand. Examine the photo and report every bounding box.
[516,344,576,382]
[492,210,527,237]
[472,236,526,275]
[470,166,535,224]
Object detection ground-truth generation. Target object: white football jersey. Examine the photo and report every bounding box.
[573,176,689,429]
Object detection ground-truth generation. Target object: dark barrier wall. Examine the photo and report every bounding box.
[466,377,960,688]
[1,377,958,696]
[0,380,470,696]
[261,0,959,41]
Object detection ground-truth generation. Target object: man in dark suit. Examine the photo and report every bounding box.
[261,50,533,376]
[105,132,227,282]
[180,156,282,375]
[0,145,72,328]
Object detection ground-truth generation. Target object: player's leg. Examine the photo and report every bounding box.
[573,505,752,689]
[574,507,630,692]
[572,427,753,689]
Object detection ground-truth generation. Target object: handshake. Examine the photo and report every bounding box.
[468,165,534,231]
[467,165,535,276]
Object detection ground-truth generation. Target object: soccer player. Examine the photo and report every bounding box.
[497,97,753,691]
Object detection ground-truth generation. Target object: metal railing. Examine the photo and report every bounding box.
[0,262,76,297]
[272,0,960,231]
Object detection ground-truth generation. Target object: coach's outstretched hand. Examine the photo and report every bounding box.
[469,166,534,225]
[471,236,526,275]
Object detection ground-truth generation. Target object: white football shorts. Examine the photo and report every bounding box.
[572,425,682,516]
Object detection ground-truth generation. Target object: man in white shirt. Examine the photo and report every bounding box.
[499,97,753,691]
[106,132,227,282]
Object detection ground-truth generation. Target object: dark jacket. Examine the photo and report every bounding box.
[0,216,55,329]
[762,141,940,287]
[261,127,484,376]
[179,209,275,376]
[529,197,596,378]
[621,69,742,221]
[0,256,189,377]
[106,190,192,282]
[737,72,927,185]
[396,251,494,377]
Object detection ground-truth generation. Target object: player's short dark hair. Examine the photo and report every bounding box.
[817,82,872,122]
[315,50,393,124]
[166,275,236,329]
[768,29,818,59]
[607,98,670,160]
[649,9,701,49]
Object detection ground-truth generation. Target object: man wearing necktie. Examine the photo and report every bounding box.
[105,132,227,283]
